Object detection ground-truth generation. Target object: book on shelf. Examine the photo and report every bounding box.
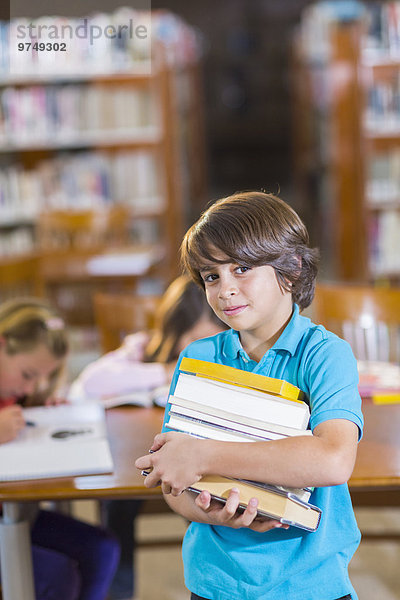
[187,475,321,532]
[0,402,113,482]
[159,359,318,531]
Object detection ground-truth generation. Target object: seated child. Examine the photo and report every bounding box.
[136,191,363,600]
[0,297,120,600]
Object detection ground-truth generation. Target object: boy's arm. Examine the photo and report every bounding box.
[135,417,358,495]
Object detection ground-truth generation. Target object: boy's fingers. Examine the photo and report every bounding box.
[134,454,149,469]
[223,488,241,517]
[150,432,168,451]
[239,497,259,527]
[195,490,212,510]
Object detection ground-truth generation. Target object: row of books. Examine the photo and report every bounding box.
[366,151,400,206]
[150,357,321,532]
[0,151,163,224]
[1,9,201,77]
[369,209,400,275]
[365,80,400,134]
[365,2,400,59]
[0,226,34,257]
[0,85,158,145]
[299,2,400,63]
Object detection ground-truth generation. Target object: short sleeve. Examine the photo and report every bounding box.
[302,336,364,439]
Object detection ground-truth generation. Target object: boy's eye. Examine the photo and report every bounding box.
[236,266,250,274]
[202,273,218,283]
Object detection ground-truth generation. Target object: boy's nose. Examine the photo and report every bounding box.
[218,278,237,299]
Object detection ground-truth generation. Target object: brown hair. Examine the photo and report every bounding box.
[0,298,68,404]
[181,191,319,310]
[145,275,224,363]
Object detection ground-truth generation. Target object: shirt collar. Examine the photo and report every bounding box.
[271,304,310,355]
[221,304,310,359]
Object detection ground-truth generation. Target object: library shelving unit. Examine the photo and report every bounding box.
[293,2,400,283]
[0,9,206,319]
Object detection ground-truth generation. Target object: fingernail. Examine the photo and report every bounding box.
[249,498,258,507]
[231,487,239,493]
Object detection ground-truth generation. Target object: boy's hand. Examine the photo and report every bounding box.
[0,405,25,443]
[135,431,209,495]
[194,488,289,532]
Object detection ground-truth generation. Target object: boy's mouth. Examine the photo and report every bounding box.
[222,305,247,316]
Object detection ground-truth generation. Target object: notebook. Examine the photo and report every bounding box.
[0,402,114,481]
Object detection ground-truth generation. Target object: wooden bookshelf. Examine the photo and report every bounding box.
[293,6,400,283]
[0,11,207,319]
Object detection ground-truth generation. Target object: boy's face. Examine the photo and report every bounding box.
[0,342,62,401]
[199,250,293,356]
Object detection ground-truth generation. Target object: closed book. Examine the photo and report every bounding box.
[168,400,313,439]
[180,357,303,401]
[173,373,310,430]
[166,413,270,442]
[166,413,313,503]
[188,475,321,532]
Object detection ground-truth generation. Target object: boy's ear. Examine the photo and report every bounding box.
[0,336,6,350]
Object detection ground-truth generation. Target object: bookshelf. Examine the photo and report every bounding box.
[293,2,400,283]
[0,9,206,310]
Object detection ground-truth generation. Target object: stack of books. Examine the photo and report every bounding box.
[164,358,321,532]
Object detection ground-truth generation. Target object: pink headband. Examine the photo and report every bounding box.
[45,317,65,331]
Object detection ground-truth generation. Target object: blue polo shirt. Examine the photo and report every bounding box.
[164,304,363,600]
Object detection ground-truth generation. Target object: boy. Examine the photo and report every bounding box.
[135,192,363,600]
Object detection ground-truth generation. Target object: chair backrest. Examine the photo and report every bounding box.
[37,206,131,250]
[0,254,41,302]
[93,292,161,353]
[312,284,400,363]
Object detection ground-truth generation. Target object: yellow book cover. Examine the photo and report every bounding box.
[179,357,304,402]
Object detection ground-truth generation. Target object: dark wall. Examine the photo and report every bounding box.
[9,0,314,200]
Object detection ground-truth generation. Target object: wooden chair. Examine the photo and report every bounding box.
[312,283,400,363]
[92,291,184,547]
[36,206,149,325]
[36,206,131,251]
[0,254,42,303]
[93,291,161,353]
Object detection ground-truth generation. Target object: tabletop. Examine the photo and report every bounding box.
[1,401,400,504]
[0,406,165,503]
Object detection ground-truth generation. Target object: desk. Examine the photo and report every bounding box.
[37,246,163,325]
[349,401,400,524]
[0,407,165,600]
[1,402,400,598]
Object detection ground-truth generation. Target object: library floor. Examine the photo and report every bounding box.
[73,501,400,600]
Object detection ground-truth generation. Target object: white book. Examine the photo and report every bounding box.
[172,373,310,430]
[168,401,312,439]
[0,403,113,482]
[165,413,312,504]
[166,413,270,442]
